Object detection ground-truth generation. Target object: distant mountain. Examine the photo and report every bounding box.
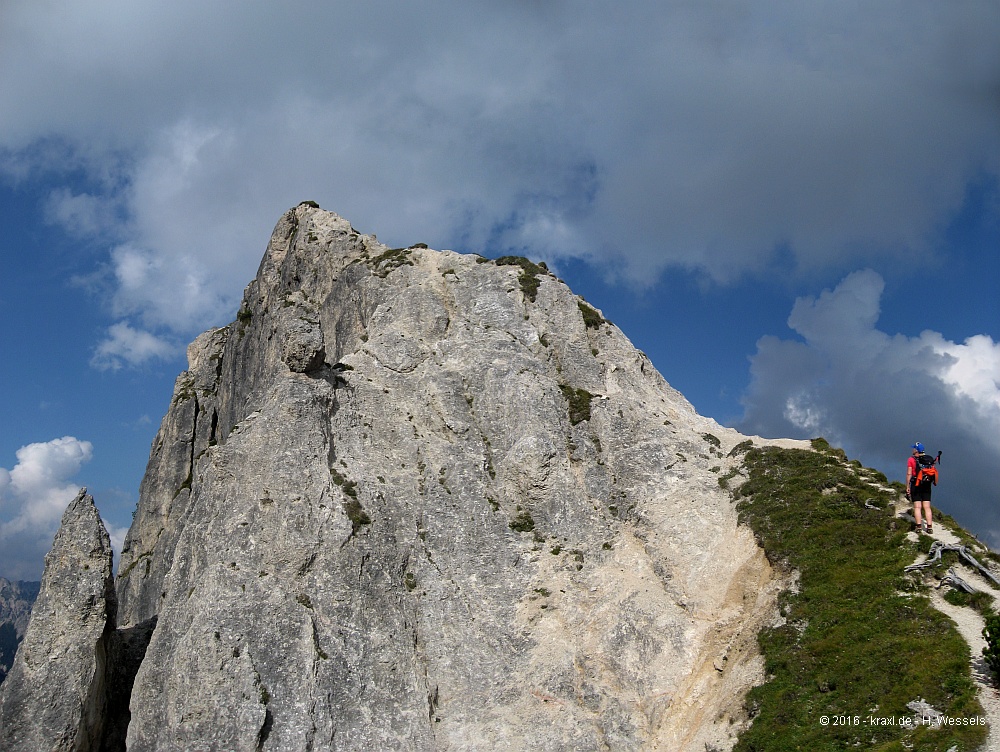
[0,578,40,684]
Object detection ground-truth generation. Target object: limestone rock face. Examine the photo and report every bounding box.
[110,204,796,751]
[0,489,115,751]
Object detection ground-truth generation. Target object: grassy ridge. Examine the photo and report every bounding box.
[732,441,987,752]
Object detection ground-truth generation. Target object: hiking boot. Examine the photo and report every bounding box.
[926,525,933,534]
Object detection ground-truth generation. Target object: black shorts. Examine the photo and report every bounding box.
[911,482,932,502]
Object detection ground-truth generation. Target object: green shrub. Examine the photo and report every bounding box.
[728,439,754,457]
[495,256,549,301]
[559,385,593,425]
[342,498,371,533]
[810,436,848,461]
[509,509,535,532]
[330,468,357,498]
[810,437,832,452]
[577,300,605,328]
[984,612,1000,678]
[234,306,253,342]
[944,589,996,614]
[369,247,414,277]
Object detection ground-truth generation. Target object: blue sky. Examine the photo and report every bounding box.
[1,1,998,580]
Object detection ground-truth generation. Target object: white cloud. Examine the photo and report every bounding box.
[0,437,94,580]
[105,523,130,572]
[44,187,120,239]
[738,269,1000,547]
[1,2,997,337]
[932,334,1000,411]
[91,322,177,371]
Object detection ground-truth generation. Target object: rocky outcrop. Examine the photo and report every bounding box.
[110,204,795,751]
[0,489,115,751]
[0,578,40,685]
[6,205,802,750]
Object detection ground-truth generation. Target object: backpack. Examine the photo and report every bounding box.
[914,453,938,486]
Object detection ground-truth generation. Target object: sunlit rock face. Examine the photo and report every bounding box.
[17,205,797,751]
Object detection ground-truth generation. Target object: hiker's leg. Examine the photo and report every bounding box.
[913,499,923,526]
[923,501,932,528]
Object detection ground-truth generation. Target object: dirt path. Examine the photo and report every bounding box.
[901,501,1000,750]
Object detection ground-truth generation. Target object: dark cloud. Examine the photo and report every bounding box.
[1,2,998,335]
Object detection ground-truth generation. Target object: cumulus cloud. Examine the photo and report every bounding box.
[738,269,1000,547]
[1,2,998,337]
[90,322,177,371]
[0,437,94,580]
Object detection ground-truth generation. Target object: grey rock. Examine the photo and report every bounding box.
[0,489,115,751]
[113,206,796,751]
[279,291,326,373]
[4,205,803,751]
[115,326,230,628]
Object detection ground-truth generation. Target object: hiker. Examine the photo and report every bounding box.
[906,442,937,534]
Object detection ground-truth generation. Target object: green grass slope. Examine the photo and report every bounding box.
[732,439,990,752]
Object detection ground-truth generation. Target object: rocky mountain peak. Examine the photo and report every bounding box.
[4,205,801,751]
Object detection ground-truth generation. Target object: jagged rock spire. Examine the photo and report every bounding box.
[0,489,115,751]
